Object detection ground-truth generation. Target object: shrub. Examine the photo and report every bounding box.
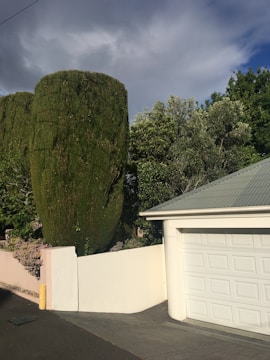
[0,92,33,156]
[0,93,37,238]
[30,70,128,255]
[0,155,37,239]
[2,237,48,279]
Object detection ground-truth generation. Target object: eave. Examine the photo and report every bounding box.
[140,205,270,221]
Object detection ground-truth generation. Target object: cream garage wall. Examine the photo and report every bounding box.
[163,213,270,336]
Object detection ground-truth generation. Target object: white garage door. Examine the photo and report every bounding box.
[183,229,270,335]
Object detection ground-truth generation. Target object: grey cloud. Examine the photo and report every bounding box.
[1,0,270,119]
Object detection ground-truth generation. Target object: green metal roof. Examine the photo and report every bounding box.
[144,157,270,213]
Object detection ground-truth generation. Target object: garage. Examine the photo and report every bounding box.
[183,229,270,335]
[141,157,270,335]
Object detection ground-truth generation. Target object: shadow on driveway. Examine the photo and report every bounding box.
[58,302,270,360]
[0,288,12,307]
[2,288,270,360]
[0,289,141,360]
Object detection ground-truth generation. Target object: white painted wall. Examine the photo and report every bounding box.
[40,246,78,311]
[41,244,167,313]
[0,250,40,303]
[78,244,167,313]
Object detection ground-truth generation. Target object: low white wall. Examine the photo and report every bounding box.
[78,244,167,313]
[1,243,167,313]
[0,250,40,303]
[40,246,78,311]
[41,244,167,313]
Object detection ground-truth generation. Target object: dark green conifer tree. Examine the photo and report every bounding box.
[30,70,128,255]
[0,92,33,155]
[0,92,36,237]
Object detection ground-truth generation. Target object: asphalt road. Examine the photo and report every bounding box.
[0,288,141,360]
[2,288,270,360]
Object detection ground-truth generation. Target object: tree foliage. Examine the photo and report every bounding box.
[0,92,33,156]
[0,154,37,238]
[226,67,270,155]
[127,95,259,244]
[30,71,128,255]
[204,97,258,174]
[0,93,37,238]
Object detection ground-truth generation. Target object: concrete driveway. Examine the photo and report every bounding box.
[0,288,140,360]
[58,302,270,360]
[1,288,270,359]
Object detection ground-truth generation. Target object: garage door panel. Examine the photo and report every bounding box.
[262,257,270,274]
[236,306,262,329]
[207,254,229,271]
[185,276,268,307]
[209,278,231,297]
[259,235,270,248]
[235,281,259,301]
[185,275,206,293]
[232,255,257,274]
[267,313,270,330]
[263,284,270,303]
[183,234,203,246]
[184,252,205,270]
[183,229,270,335]
[188,298,235,325]
[211,302,233,324]
[230,233,254,248]
[188,298,268,332]
[187,298,208,320]
[185,250,267,277]
[205,233,226,247]
[262,240,270,248]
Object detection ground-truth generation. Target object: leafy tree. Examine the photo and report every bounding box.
[127,96,258,244]
[204,97,259,174]
[226,67,270,155]
[203,91,224,109]
[30,71,128,255]
[128,97,206,243]
[129,100,176,163]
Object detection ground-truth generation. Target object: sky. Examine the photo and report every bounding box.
[1,0,270,121]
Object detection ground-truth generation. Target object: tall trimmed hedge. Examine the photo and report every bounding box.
[30,71,128,255]
[0,92,33,156]
[0,92,36,237]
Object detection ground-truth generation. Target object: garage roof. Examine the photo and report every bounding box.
[141,157,270,215]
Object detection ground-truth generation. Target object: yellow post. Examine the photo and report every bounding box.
[39,284,46,310]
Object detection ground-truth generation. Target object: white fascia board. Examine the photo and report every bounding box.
[140,206,270,220]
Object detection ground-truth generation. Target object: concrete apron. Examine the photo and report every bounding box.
[56,302,270,360]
